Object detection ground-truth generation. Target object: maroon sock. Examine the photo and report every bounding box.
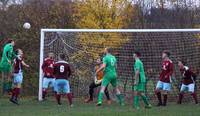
[15,88,20,100]
[11,88,17,99]
[163,94,168,106]
[191,93,198,104]
[42,90,47,99]
[156,91,162,104]
[56,94,61,104]
[67,93,73,105]
[178,93,184,104]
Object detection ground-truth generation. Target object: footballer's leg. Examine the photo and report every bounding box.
[111,78,124,106]
[85,82,99,103]
[97,86,106,106]
[162,82,171,106]
[133,89,140,110]
[65,80,73,107]
[10,73,22,105]
[42,77,49,100]
[105,86,111,105]
[54,80,62,105]
[189,84,198,104]
[155,81,163,106]
[177,84,185,104]
[97,76,110,106]
[138,83,151,108]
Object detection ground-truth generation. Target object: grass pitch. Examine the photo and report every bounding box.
[0,97,199,116]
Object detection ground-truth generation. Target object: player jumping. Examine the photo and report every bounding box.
[0,39,16,94]
[133,51,151,109]
[155,50,174,106]
[53,54,73,107]
[42,53,55,100]
[85,58,111,104]
[10,49,29,105]
[177,59,198,104]
[96,48,124,106]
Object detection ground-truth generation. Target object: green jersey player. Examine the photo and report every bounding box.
[96,48,124,106]
[133,51,151,109]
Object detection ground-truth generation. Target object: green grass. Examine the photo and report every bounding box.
[0,97,200,116]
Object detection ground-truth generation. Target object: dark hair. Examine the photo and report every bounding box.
[59,54,65,60]
[106,47,112,53]
[7,39,14,44]
[134,51,141,57]
[163,50,170,57]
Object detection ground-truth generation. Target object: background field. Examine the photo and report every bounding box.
[0,98,199,116]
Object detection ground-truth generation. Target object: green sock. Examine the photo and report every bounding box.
[116,94,125,105]
[134,96,139,108]
[141,95,149,106]
[98,92,104,104]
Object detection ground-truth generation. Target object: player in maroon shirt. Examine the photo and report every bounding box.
[42,53,55,100]
[177,59,198,104]
[53,54,73,106]
[10,49,29,105]
[155,50,174,106]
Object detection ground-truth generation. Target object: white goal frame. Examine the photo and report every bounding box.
[39,28,200,101]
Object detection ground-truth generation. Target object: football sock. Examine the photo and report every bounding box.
[178,93,184,104]
[141,94,149,106]
[15,88,20,100]
[134,96,139,108]
[191,93,198,104]
[67,93,73,105]
[42,90,47,99]
[56,94,61,104]
[116,94,124,105]
[97,92,104,104]
[156,92,162,104]
[11,88,17,99]
[163,94,168,106]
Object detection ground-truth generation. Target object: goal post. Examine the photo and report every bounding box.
[39,29,200,101]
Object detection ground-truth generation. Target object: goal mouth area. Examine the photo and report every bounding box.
[38,29,200,101]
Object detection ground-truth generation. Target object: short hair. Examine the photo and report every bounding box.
[48,52,54,57]
[163,50,170,57]
[7,39,14,44]
[134,51,141,57]
[106,47,112,53]
[59,54,65,60]
[15,49,22,55]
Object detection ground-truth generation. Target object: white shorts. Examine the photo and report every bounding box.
[156,81,171,91]
[180,83,195,93]
[43,77,55,89]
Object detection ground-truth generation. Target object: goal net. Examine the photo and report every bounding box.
[39,29,200,103]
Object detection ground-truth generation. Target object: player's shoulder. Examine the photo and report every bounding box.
[136,59,143,65]
[163,59,173,64]
[55,60,69,64]
[44,58,49,61]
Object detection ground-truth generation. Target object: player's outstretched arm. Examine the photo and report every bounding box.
[22,61,29,68]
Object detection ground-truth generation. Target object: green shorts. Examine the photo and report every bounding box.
[133,82,146,92]
[102,74,117,87]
